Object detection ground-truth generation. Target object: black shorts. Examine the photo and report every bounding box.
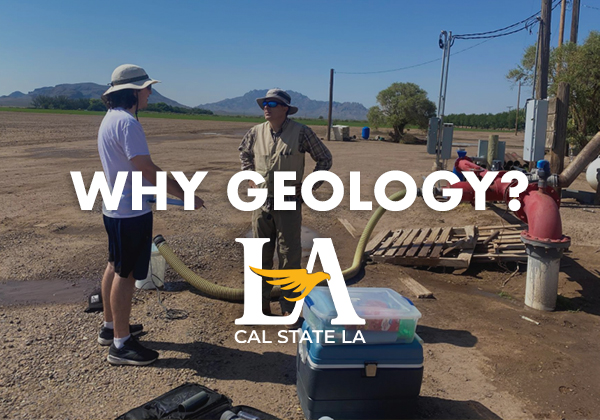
[103,212,153,280]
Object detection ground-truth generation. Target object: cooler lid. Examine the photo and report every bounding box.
[304,287,421,329]
[301,325,424,367]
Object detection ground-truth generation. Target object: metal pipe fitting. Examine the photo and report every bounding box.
[559,131,600,188]
[536,160,550,191]
[547,174,559,187]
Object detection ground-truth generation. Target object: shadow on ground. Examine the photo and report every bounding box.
[142,340,296,385]
[557,254,600,316]
[409,397,502,419]
[417,325,478,348]
[132,340,501,419]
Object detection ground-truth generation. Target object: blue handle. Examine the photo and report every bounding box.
[147,197,185,206]
[536,159,550,173]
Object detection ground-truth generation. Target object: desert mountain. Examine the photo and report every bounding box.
[0,83,187,108]
[197,89,368,120]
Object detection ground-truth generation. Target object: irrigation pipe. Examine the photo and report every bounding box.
[154,189,407,303]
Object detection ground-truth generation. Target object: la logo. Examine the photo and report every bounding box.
[235,238,365,326]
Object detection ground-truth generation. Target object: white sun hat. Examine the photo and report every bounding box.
[102,64,160,96]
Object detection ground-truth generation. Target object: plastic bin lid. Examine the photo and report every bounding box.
[304,287,421,326]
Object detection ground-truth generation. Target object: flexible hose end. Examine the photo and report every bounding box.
[153,235,166,247]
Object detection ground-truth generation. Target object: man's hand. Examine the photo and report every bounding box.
[248,180,257,189]
[194,196,205,210]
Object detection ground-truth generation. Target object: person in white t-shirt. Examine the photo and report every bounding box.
[96,64,204,366]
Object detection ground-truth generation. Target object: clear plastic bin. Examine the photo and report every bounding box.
[302,287,421,344]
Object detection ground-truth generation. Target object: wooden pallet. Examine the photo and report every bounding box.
[367,224,527,268]
[471,225,528,264]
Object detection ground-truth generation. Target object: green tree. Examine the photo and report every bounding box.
[507,31,600,147]
[31,95,53,109]
[88,99,107,111]
[554,32,600,148]
[370,82,436,142]
[506,45,540,86]
[367,106,385,130]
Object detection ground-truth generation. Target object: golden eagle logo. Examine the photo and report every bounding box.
[249,267,331,301]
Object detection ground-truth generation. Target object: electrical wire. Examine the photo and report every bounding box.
[336,40,490,75]
[336,58,442,75]
[454,0,562,40]
[337,2,560,75]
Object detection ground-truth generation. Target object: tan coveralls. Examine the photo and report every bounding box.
[252,120,305,313]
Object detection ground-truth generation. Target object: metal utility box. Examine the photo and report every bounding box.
[441,123,454,160]
[426,117,439,155]
[477,140,506,163]
[523,99,548,162]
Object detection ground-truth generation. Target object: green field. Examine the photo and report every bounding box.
[0,106,515,133]
[0,106,368,127]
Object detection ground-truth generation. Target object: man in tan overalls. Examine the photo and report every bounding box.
[239,89,332,329]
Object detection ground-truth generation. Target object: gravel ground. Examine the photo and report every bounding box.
[1,112,600,419]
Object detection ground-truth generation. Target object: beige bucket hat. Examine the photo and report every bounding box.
[102,64,160,96]
[256,88,298,115]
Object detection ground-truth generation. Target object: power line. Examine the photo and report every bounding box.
[454,10,541,38]
[583,4,600,10]
[338,1,562,76]
[336,40,490,75]
[336,58,441,75]
[454,0,562,40]
[450,39,491,55]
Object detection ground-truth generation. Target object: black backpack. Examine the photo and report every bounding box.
[116,383,280,420]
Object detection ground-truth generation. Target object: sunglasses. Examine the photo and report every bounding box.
[262,100,285,108]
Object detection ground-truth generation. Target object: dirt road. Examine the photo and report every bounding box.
[1,111,599,419]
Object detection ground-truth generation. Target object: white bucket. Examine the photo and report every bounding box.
[135,243,166,290]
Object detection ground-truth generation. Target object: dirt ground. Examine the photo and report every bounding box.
[1,111,599,420]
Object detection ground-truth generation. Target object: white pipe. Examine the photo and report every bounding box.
[524,252,561,311]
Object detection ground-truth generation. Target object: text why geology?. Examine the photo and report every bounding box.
[70,169,529,212]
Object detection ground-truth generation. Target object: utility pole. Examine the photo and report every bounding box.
[536,0,552,100]
[550,82,570,180]
[435,31,452,170]
[558,0,567,47]
[326,69,334,142]
[570,0,581,44]
[515,80,521,135]
[556,0,567,76]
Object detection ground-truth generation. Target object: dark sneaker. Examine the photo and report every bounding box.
[98,324,144,346]
[283,313,304,330]
[107,337,158,366]
[263,301,272,316]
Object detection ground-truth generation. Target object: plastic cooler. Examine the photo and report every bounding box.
[302,287,421,344]
[296,323,423,419]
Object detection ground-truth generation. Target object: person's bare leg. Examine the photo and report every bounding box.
[111,272,136,339]
[101,262,115,323]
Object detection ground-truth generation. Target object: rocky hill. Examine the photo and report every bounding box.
[0,83,186,108]
[197,89,368,120]
[1,85,369,120]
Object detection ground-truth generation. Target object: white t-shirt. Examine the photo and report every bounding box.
[98,108,153,218]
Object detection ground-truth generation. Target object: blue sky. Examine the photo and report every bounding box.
[0,0,597,114]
